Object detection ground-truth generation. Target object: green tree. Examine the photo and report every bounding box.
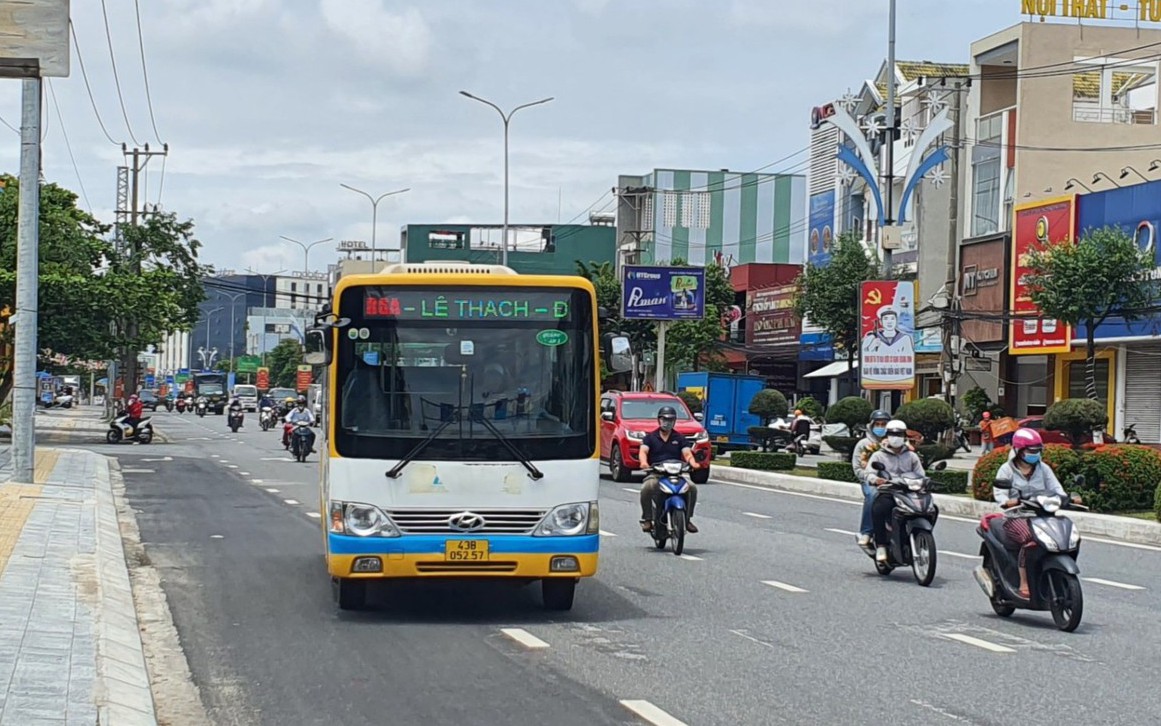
[826,396,873,434]
[792,232,879,369]
[794,396,825,419]
[574,260,654,352]
[895,397,955,443]
[1044,398,1108,450]
[1025,225,1155,400]
[748,388,788,424]
[266,339,303,388]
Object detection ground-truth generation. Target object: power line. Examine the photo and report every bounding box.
[70,21,120,146]
[99,0,143,146]
[46,79,93,214]
[155,152,167,208]
[132,0,164,145]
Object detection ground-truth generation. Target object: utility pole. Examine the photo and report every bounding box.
[940,78,965,408]
[881,0,898,277]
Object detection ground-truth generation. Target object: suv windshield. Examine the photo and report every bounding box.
[334,285,595,461]
[620,398,692,421]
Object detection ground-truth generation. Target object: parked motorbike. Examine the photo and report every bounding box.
[195,397,207,418]
[259,406,274,431]
[862,460,946,586]
[227,406,244,433]
[289,421,314,463]
[106,414,154,444]
[974,476,1088,632]
[1123,423,1141,445]
[647,460,695,556]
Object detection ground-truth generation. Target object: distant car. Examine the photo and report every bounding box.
[232,384,259,412]
[137,390,159,412]
[600,391,712,484]
[997,416,1113,446]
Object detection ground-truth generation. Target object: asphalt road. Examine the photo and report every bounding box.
[95,410,1161,726]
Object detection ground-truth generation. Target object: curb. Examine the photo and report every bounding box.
[87,450,159,725]
[713,466,1161,547]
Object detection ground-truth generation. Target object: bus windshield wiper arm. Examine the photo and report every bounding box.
[385,418,456,479]
[471,413,544,480]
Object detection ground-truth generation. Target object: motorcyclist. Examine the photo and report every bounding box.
[994,428,1082,598]
[281,396,297,420]
[638,405,702,534]
[788,408,812,452]
[852,409,891,548]
[283,395,317,451]
[866,419,926,563]
[227,397,244,427]
[124,394,144,434]
[258,392,275,411]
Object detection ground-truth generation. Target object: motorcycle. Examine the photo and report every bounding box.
[195,397,207,418]
[289,420,314,463]
[106,414,154,445]
[175,398,187,414]
[227,406,244,433]
[259,406,274,431]
[647,460,695,556]
[953,416,971,453]
[973,476,1088,632]
[164,398,175,412]
[1123,423,1141,445]
[862,460,946,586]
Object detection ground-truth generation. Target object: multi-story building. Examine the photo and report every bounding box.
[190,273,272,371]
[274,271,329,312]
[614,168,807,272]
[400,223,616,275]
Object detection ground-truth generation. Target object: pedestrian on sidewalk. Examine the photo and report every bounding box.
[979,411,994,454]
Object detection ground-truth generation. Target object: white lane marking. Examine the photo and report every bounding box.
[942,633,1015,653]
[678,554,703,562]
[210,454,220,458]
[306,512,321,519]
[121,468,155,474]
[909,699,980,724]
[825,528,861,537]
[226,465,238,469]
[743,512,773,519]
[239,471,250,476]
[265,488,280,493]
[1083,535,1161,553]
[140,456,173,462]
[219,460,229,463]
[500,628,550,650]
[599,530,617,537]
[619,700,688,726]
[210,534,224,539]
[622,487,638,494]
[728,629,775,650]
[940,551,978,560]
[719,480,856,507]
[261,457,286,461]
[762,580,808,594]
[1083,577,1146,591]
[284,499,301,505]
[250,479,264,484]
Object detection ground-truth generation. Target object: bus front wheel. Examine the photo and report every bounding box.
[332,577,367,611]
[542,578,576,611]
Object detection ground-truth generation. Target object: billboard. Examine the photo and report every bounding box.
[959,236,1007,345]
[859,280,916,390]
[1074,179,1161,340]
[1010,196,1074,354]
[747,284,800,347]
[621,266,706,320]
[808,191,836,267]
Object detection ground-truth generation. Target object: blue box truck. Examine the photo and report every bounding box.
[676,372,765,449]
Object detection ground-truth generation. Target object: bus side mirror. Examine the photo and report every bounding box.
[304,328,330,366]
[606,335,633,373]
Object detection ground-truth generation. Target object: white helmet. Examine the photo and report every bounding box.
[884,420,908,449]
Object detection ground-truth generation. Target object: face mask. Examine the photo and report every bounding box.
[1023,452,1041,464]
[886,435,905,449]
[871,426,887,437]
[660,419,675,432]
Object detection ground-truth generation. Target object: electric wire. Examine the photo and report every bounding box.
[0,114,16,135]
[70,21,120,146]
[99,0,143,146]
[132,0,164,145]
[155,153,167,209]
[47,78,93,214]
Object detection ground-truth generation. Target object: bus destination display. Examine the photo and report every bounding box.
[361,289,573,321]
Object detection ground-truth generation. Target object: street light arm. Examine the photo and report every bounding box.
[339,183,374,205]
[460,90,505,119]
[374,188,411,205]
[510,97,555,118]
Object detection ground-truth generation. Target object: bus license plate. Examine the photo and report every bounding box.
[445,540,489,562]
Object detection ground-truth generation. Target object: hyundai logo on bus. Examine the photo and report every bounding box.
[448,512,486,532]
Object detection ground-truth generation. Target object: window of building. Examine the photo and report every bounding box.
[428,230,465,249]
[680,191,710,229]
[1072,59,1158,125]
[662,191,678,228]
[290,282,297,292]
[642,194,654,231]
[970,113,1003,237]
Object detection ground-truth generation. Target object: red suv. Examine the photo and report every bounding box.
[600,391,712,484]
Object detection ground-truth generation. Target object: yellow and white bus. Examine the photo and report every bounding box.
[306,261,631,611]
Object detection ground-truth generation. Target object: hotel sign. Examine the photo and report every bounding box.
[1021,0,1161,22]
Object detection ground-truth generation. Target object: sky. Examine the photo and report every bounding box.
[0,0,1036,274]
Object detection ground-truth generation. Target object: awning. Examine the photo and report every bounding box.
[803,360,858,379]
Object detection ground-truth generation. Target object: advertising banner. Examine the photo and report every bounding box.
[621,266,706,320]
[256,367,270,390]
[808,191,836,267]
[1010,196,1074,354]
[859,280,916,390]
[747,284,800,347]
[296,365,313,393]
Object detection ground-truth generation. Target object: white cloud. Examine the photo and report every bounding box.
[318,0,432,76]
[728,0,883,35]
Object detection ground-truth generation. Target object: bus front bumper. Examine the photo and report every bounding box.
[326,533,599,579]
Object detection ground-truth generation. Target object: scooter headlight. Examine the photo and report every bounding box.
[1031,519,1061,552]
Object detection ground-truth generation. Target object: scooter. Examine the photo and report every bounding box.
[164,398,175,413]
[1123,423,1141,445]
[259,406,274,431]
[106,414,154,444]
[862,460,946,586]
[974,476,1088,632]
[313,400,323,428]
[227,406,244,433]
[195,397,207,418]
[647,460,695,556]
[953,416,971,453]
[289,420,314,463]
[175,398,187,414]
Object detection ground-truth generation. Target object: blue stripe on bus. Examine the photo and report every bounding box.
[327,533,600,555]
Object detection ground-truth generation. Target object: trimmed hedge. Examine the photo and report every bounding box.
[818,460,858,482]
[732,451,796,471]
[1155,480,1161,523]
[916,444,956,469]
[928,470,969,494]
[971,445,1082,502]
[823,435,861,457]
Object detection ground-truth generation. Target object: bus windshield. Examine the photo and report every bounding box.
[334,285,595,461]
[198,383,224,395]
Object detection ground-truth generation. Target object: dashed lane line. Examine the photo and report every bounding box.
[1083,577,1146,590]
[940,551,978,560]
[619,700,688,726]
[762,580,808,594]
[599,530,617,537]
[942,633,1015,654]
[743,512,773,520]
[306,512,321,519]
[678,554,703,562]
[265,488,280,493]
[284,499,301,505]
[499,628,550,650]
[824,528,860,537]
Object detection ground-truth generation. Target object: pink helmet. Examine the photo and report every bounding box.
[1011,428,1042,452]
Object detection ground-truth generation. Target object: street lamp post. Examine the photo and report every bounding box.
[222,291,246,369]
[279,236,334,276]
[245,267,287,308]
[339,185,410,262]
[202,306,223,369]
[459,91,554,267]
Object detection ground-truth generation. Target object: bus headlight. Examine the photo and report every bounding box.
[534,502,595,537]
[330,501,401,538]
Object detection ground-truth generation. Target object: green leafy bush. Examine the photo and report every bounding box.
[677,390,702,415]
[1155,480,1161,523]
[928,469,969,494]
[826,396,872,434]
[971,444,1083,502]
[961,386,1004,423]
[818,460,858,482]
[823,436,861,457]
[1044,398,1109,449]
[794,396,825,419]
[731,451,796,471]
[748,389,788,424]
[894,398,955,443]
[1079,445,1161,512]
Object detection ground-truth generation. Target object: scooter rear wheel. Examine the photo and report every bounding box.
[669,509,686,556]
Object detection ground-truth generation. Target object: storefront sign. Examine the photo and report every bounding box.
[961,265,1000,296]
[621,266,705,320]
[1010,197,1074,355]
[809,103,836,130]
[859,280,916,391]
[747,284,800,347]
[960,236,1009,345]
[1021,0,1161,22]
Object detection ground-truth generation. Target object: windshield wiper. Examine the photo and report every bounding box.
[470,411,544,480]
[385,418,456,479]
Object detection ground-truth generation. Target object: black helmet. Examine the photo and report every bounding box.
[297,395,307,405]
[869,409,890,423]
[657,405,678,421]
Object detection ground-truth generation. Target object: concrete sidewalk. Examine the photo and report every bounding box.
[0,446,157,725]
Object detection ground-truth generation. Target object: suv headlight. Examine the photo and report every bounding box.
[625,430,646,441]
[329,501,401,537]
[534,502,598,536]
[694,430,710,443]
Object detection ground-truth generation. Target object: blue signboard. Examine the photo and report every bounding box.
[144,374,155,388]
[621,266,706,320]
[808,190,836,267]
[1075,179,1161,341]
